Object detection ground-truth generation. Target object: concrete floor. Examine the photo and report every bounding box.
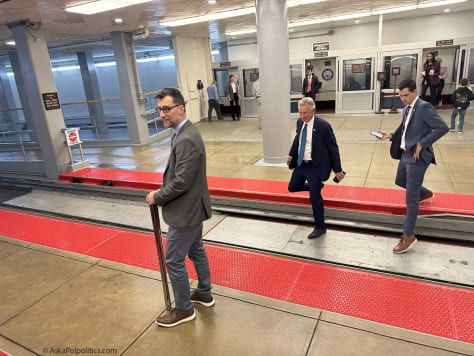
[0,235,472,356]
[61,110,474,195]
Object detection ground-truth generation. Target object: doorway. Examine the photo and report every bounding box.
[305,57,337,113]
[337,55,376,113]
[213,67,239,118]
[421,46,460,108]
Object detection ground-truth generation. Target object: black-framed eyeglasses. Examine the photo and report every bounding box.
[157,105,181,114]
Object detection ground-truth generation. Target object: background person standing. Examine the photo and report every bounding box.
[302,65,321,102]
[420,52,440,105]
[227,74,241,120]
[436,57,448,106]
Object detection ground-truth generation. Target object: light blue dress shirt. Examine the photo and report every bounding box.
[207,84,219,100]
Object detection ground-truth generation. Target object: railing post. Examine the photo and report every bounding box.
[18,133,27,161]
[149,204,172,311]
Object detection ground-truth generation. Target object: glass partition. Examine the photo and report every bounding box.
[214,69,230,97]
[290,64,303,94]
[243,68,259,98]
[468,48,474,84]
[342,58,373,91]
[382,54,418,89]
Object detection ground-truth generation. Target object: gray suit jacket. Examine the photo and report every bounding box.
[154,120,212,227]
[391,98,448,164]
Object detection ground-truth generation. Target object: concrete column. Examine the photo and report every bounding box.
[256,0,291,164]
[8,51,37,139]
[172,35,213,122]
[77,50,107,136]
[10,23,71,178]
[111,31,148,144]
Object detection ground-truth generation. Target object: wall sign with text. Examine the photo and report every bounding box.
[42,92,60,110]
[312,41,330,52]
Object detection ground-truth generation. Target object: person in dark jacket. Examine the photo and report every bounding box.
[450,78,474,133]
[302,66,321,101]
[420,52,440,105]
[287,97,344,239]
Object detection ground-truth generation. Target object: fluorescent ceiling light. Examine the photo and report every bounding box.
[5,40,15,46]
[160,7,255,27]
[444,8,451,12]
[52,65,80,72]
[288,0,327,6]
[157,55,175,61]
[7,72,14,77]
[289,17,331,27]
[114,18,124,24]
[354,20,360,24]
[161,0,327,27]
[225,28,257,36]
[330,11,371,21]
[95,61,117,67]
[208,0,217,4]
[211,50,220,55]
[137,57,159,63]
[65,0,153,15]
[371,5,417,15]
[418,0,466,8]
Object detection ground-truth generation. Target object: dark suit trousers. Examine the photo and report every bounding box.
[208,99,222,121]
[395,154,431,236]
[230,93,241,118]
[421,83,439,105]
[288,162,325,229]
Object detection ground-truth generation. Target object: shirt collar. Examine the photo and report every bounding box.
[408,96,419,108]
[173,118,188,137]
[302,117,314,126]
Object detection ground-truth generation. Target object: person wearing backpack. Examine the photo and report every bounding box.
[450,78,474,133]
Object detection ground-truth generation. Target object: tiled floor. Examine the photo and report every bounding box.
[65,110,474,195]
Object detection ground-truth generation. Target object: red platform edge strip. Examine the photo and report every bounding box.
[1,208,473,344]
[59,168,474,217]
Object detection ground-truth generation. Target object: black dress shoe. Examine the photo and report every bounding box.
[308,228,326,239]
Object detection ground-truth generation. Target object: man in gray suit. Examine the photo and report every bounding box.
[377,79,448,254]
[146,88,214,328]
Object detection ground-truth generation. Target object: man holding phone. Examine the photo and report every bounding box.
[287,97,344,239]
[376,79,448,254]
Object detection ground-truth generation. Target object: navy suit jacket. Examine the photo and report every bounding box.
[288,116,342,181]
[391,98,448,165]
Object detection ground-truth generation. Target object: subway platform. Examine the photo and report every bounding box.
[0,110,473,355]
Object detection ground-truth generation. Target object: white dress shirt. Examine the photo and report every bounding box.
[400,96,419,150]
[299,117,314,161]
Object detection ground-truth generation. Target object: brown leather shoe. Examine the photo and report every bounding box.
[393,235,417,254]
[191,290,215,307]
[155,308,195,328]
[420,192,434,203]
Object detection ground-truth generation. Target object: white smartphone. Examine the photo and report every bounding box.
[370,130,383,139]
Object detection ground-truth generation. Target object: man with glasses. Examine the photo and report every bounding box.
[146,88,214,327]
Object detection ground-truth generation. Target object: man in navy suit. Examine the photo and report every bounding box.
[287,97,345,239]
[377,79,448,254]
